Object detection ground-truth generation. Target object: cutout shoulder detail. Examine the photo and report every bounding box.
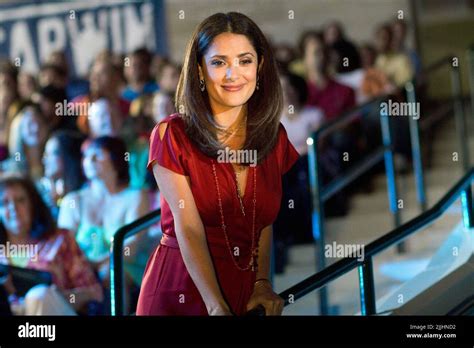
[158,122,168,141]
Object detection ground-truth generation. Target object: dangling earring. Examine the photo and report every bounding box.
[199,79,205,92]
[256,76,260,90]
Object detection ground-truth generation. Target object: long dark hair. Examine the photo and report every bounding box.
[175,12,283,164]
[49,130,86,194]
[0,176,56,244]
[88,136,130,186]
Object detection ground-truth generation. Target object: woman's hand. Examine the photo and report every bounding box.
[246,280,284,316]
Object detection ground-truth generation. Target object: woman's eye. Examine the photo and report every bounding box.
[241,59,253,65]
[211,60,224,66]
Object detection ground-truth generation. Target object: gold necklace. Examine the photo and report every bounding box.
[233,164,246,216]
[212,160,259,272]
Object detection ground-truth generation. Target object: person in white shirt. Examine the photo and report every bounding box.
[279,73,323,155]
[57,136,154,312]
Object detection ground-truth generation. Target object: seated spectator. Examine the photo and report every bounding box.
[273,43,297,73]
[73,58,130,135]
[39,130,86,220]
[18,72,37,101]
[87,98,125,138]
[304,32,356,120]
[57,136,152,294]
[289,30,320,78]
[0,62,23,163]
[0,175,103,315]
[37,85,77,133]
[6,103,48,180]
[331,42,367,105]
[324,20,361,73]
[391,19,422,77]
[45,51,89,101]
[359,43,396,98]
[374,23,414,87]
[152,58,179,123]
[38,63,68,91]
[122,48,159,102]
[280,73,324,154]
[124,96,156,190]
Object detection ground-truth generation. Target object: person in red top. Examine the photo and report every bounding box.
[136,12,299,316]
[304,32,355,120]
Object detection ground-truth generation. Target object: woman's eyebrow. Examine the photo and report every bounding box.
[210,52,255,59]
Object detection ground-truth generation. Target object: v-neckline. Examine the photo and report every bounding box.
[226,162,252,202]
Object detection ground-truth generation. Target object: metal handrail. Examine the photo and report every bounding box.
[274,167,474,316]
[308,54,471,314]
[405,54,470,215]
[110,208,162,316]
[307,93,401,315]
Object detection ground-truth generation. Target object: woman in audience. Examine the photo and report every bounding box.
[57,136,151,296]
[73,58,130,136]
[374,23,414,87]
[304,32,355,121]
[0,62,24,164]
[7,103,49,180]
[152,59,179,123]
[39,130,86,219]
[0,175,103,315]
[18,72,37,101]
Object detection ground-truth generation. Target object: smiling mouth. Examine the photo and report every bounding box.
[222,84,245,92]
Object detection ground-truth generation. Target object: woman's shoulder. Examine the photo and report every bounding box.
[150,113,187,141]
[157,113,185,130]
[61,186,87,203]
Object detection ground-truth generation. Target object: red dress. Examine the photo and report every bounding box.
[136,114,299,315]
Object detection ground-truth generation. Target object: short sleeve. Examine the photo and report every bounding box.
[57,191,80,232]
[277,123,300,175]
[147,116,188,175]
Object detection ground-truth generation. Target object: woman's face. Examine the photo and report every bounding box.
[82,144,114,181]
[159,65,180,94]
[90,62,114,94]
[0,184,32,238]
[199,33,260,114]
[20,107,47,147]
[88,99,115,137]
[42,137,63,179]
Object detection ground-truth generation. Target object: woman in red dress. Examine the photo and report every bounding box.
[136,12,299,316]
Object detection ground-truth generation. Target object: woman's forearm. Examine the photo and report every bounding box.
[175,222,230,314]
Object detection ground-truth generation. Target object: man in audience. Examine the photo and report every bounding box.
[374,23,414,87]
[122,48,159,102]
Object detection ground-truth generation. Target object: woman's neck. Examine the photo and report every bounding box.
[307,70,328,89]
[212,104,247,130]
[212,104,247,148]
[90,176,124,196]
